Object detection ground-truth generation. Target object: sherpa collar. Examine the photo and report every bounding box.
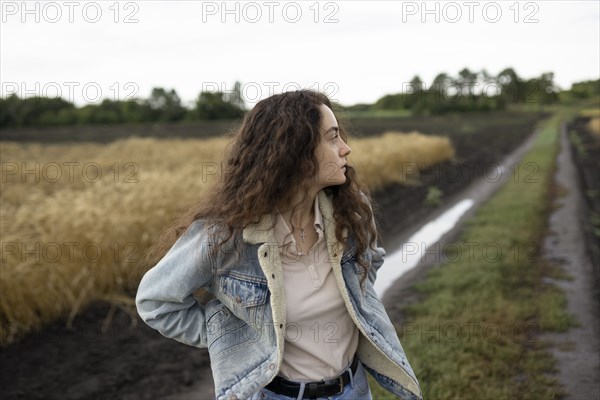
[242,190,345,250]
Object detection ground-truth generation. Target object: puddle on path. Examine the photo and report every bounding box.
[374,198,474,297]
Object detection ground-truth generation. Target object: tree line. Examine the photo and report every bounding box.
[0,86,245,128]
[350,68,574,115]
[1,70,598,128]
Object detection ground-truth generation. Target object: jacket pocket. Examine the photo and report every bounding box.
[207,273,269,360]
[217,271,270,334]
[218,271,269,308]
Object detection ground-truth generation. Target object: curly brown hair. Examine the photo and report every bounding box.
[144,89,380,289]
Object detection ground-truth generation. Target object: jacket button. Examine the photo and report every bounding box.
[235,296,242,303]
[269,363,275,370]
[229,396,238,400]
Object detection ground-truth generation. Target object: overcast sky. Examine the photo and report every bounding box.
[1,0,598,108]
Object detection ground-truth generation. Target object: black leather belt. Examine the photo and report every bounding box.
[265,355,359,399]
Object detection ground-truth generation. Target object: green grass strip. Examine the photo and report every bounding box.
[370,113,575,399]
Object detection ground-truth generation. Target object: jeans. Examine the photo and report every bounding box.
[250,360,372,400]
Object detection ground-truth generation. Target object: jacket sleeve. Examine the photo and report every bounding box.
[368,239,386,286]
[135,220,215,348]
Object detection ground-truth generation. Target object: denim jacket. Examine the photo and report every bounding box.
[135,190,422,400]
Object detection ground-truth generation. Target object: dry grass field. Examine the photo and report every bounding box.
[0,131,454,344]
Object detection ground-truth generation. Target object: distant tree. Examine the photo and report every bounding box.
[428,72,460,113]
[37,106,78,126]
[407,75,424,111]
[569,79,600,99]
[409,75,423,90]
[497,67,522,103]
[458,67,478,97]
[477,68,503,110]
[227,81,246,110]
[77,100,120,124]
[144,87,186,122]
[431,73,451,88]
[430,73,452,104]
[194,91,244,120]
[479,68,494,85]
[0,94,20,127]
[341,103,371,112]
[119,99,152,123]
[0,95,76,127]
[539,72,559,101]
[524,72,559,111]
[373,93,408,110]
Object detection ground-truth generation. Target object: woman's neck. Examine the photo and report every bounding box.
[279,190,318,229]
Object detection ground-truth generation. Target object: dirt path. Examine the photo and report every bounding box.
[541,123,600,400]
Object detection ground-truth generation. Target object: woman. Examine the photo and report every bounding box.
[135,90,421,400]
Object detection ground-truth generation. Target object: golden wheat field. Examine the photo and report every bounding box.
[0,131,454,344]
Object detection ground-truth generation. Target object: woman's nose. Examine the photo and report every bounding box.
[341,140,351,156]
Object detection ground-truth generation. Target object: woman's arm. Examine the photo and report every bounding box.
[135,220,215,348]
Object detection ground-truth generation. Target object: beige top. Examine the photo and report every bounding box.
[273,195,359,381]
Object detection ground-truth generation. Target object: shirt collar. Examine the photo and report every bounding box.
[274,195,324,248]
[313,194,324,233]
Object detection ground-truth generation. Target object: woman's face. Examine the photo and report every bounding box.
[312,104,352,189]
